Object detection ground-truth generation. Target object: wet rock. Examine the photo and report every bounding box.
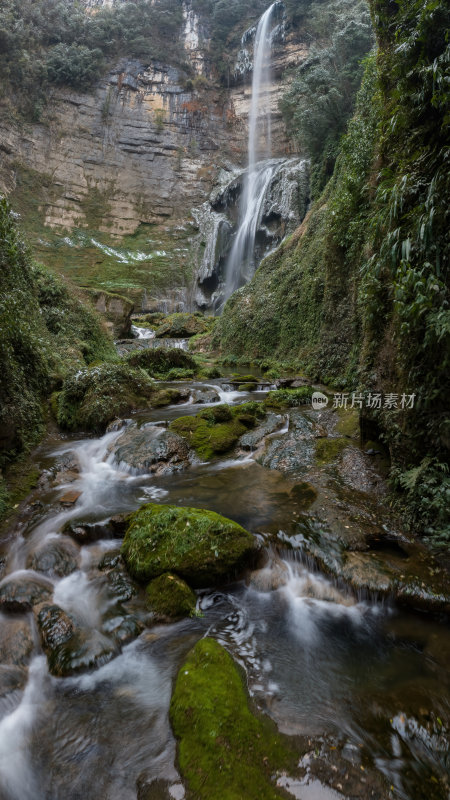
[290,482,318,507]
[0,665,28,697]
[152,387,190,407]
[59,490,82,506]
[240,413,283,451]
[106,566,140,603]
[337,448,384,494]
[191,387,220,404]
[248,556,289,592]
[35,602,118,677]
[259,410,315,473]
[0,616,34,666]
[27,537,80,578]
[106,418,131,433]
[170,402,264,460]
[146,573,197,620]
[122,503,258,587]
[63,514,130,544]
[0,573,53,612]
[110,423,190,475]
[102,613,144,645]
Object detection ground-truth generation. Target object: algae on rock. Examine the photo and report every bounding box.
[121,503,257,587]
[170,638,297,800]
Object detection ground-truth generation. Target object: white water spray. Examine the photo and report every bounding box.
[224,2,278,300]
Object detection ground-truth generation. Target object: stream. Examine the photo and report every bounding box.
[0,379,449,800]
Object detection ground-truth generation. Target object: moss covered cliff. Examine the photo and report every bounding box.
[0,197,115,487]
[215,0,450,545]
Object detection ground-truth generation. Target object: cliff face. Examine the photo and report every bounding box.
[0,3,307,238]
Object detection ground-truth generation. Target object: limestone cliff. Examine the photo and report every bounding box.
[0,1,308,311]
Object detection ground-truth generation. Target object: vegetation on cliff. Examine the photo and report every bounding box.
[216,0,450,545]
[0,197,115,479]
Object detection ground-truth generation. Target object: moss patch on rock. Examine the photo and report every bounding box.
[335,407,360,439]
[315,437,349,464]
[121,503,257,587]
[154,313,214,339]
[170,638,297,800]
[56,362,155,432]
[124,348,198,378]
[265,387,313,410]
[146,573,196,619]
[169,402,265,460]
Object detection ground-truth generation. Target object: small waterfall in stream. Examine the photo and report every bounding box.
[223,2,277,301]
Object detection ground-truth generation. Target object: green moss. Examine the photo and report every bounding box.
[170,638,297,800]
[154,312,214,339]
[146,573,196,619]
[124,348,198,379]
[170,402,264,460]
[335,407,360,438]
[0,198,115,467]
[265,387,314,409]
[238,382,257,392]
[56,362,155,432]
[121,503,256,587]
[151,388,184,408]
[315,437,349,464]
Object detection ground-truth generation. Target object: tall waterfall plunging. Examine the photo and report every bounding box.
[223,3,278,301]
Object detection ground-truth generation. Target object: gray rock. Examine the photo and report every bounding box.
[0,573,53,612]
[0,665,28,697]
[191,387,220,404]
[240,413,283,451]
[27,537,80,578]
[0,616,34,666]
[110,423,190,474]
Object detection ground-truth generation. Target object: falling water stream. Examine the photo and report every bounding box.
[224,2,279,300]
[0,377,449,800]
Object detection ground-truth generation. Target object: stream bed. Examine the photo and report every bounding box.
[0,380,449,800]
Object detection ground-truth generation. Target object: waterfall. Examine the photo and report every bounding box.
[223,2,278,302]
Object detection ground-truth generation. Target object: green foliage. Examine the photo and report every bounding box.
[122,503,255,587]
[170,638,296,800]
[0,197,114,466]
[265,386,313,408]
[0,0,184,109]
[56,362,154,432]
[392,459,450,548]
[124,347,198,378]
[281,0,374,195]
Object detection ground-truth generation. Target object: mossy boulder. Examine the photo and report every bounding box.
[170,638,297,800]
[146,573,196,619]
[154,313,212,339]
[121,503,257,587]
[56,362,155,432]
[169,402,265,460]
[84,288,134,339]
[124,347,198,378]
[264,387,313,409]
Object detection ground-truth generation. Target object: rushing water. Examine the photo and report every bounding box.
[224,2,278,300]
[0,378,449,800]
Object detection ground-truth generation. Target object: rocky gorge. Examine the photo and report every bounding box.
[0,0,449,799]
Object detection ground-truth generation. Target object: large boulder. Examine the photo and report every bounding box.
[154,313,212,339]
[109,423,190,475]
[170,638,296,800]
[170,402,264,460]
[84,289,134,339]
[56,362,155,432]
[121,503,258,587]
